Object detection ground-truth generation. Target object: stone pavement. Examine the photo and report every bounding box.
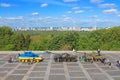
[0,53,120,80]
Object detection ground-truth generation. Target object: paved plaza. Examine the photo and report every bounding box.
[0,52,120,80]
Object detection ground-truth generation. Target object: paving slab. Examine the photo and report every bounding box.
[83,64,97,68]
[68,67,82,72]
[0,54,8,60]
[35,63,48,66]
[69,72,85,77]
[49,75,66,80]
[3,63,18,68]
[100,66,117,71]
[51,62,63,65]
[96,62,106,66]
[20,63,31,66]
[51,64,64,68]
[29,72,45,77]
[42,54,51,57]
[2,55,11,60]
[70,78,88,80]
[0,72,7,77]
[5,75,24,80]
[67,63,79,66]
[27,77,44,80]
[12,70,28,74]
[0,68,13,72]
[90,74,109,80]
[50,69,64,74]
[106,71,120,76]
[86,68,102,74]
[17,65,32,70]
[112,77,120,80]
[32,67,47,71]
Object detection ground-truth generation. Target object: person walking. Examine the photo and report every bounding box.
[97,49,101,56]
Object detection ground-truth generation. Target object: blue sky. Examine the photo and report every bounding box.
[0,0,120,28]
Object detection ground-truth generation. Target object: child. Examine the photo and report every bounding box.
[9,56,13,63]
[108,62,112,68]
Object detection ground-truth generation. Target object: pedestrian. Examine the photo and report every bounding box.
[116,60,120,67]
[100,58,106,64]
[9,56,13,63]
[31,58,35,64]
[18,53,20,56]
[97,49,101,56]
[83,52,86,58]
[28,59,31,65]
[104,58,107,65]
[91,57,95,63]
[59,55,62,62]
[116,60,119,64]
[106,59,110,64]
[81,56,86,63]
[108,62,112,68]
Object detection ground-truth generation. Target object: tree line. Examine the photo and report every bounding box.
[0,26,30,50]
[0,26,120,51]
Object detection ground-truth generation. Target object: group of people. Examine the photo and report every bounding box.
[100,58,112,68]
[80,49,112,68]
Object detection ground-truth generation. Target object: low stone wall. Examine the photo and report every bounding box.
[0,51,120,54]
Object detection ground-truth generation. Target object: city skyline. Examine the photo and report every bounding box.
[0,0,120,28]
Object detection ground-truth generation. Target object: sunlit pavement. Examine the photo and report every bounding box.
[0,53,120,80]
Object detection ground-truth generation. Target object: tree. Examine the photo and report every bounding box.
[24,34,31,50]
[14,33,25,50]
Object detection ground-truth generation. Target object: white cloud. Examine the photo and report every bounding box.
[89,15,98,18]
[72,7,79,10]
[90,0,103,3]
[118,15,120,17]
[62,15,67,17]
[62,16,76,23]
[0,3,11,7]
[40,3,48,7]
[67,11,72,14]
[74,10,84,14]
[63,17,71,20]
[45,16,52,19]
[103,9,118,14]
[63,0,78,2]
[5,16,23,20]
[99,3,116,8]
[83,6,93,9]
[31,12,39,16]
[22,0,67,6]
